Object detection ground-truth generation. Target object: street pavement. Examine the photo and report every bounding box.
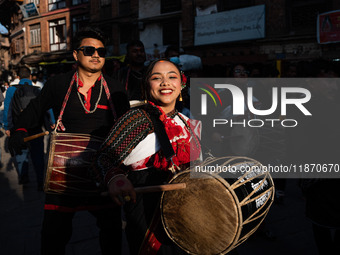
[0,106,318,255]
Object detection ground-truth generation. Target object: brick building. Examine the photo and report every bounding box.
[1,0,340,77]
[0,33,10,79]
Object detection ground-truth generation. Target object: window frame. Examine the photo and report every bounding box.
[100,0,111,7]
[48,0,66,11]
[29,23,41,46]
[27,0,40,5]
[72,14,90,36]
[49,19,67,51]
[72,0,89,5]
[288,0,332,34]
[161,0,181,14]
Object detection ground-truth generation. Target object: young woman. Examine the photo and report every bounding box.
[94,59,201,254]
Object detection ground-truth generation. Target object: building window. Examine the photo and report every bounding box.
[48,0,66,11]
[163,20,179,46]
[100,0,111,6]
[219,0,254,11]
[119,0,130,16]
[288,0,331,34]
[49,19,67,51]
[27,0,40,5]
[72,0,88,5]
[11,37,24,55]
[12,40,20,54]
[100,0,112,18]
[72,14,90,36]
[161,0,181,13]
[30,24,41,46]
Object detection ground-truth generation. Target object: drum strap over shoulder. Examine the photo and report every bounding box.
[55,72,117,132]
[138,107,177,254]
[148,109,176,161]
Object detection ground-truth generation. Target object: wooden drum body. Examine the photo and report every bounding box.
[44,132,103,196]
[160,156,274,254]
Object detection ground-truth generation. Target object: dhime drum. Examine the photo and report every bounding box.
[160,156,275,254]
[44,132,103,196]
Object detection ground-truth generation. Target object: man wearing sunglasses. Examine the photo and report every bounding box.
[8,26,130,255]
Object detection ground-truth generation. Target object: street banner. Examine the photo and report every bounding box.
[317,10,340,44]
[194,5,265,46]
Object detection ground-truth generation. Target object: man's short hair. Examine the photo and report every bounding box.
[126,40,144,52]
[18,66,31,79]
[73,26,107,49]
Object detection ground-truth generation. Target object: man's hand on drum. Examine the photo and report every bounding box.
[108,175,136,206]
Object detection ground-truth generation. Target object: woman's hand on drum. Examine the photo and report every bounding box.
[108,175,136,206]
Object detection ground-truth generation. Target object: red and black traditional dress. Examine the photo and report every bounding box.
[14,70,130,255]
[94,102,201,254]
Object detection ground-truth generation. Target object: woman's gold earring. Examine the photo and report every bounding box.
[144,90,148,103]
[179,92,183,102]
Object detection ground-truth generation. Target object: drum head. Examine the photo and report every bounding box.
[161,171,241,254]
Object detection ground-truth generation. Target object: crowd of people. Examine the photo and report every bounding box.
[0,25,339,255]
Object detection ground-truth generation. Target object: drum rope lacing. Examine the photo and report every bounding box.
[76,71,103,114]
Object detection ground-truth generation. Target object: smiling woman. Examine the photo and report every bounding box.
[93,59,202,254]
[146,60,182,113]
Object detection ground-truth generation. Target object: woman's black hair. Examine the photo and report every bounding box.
[142,59,182,101]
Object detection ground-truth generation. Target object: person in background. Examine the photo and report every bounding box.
[3,66,45,189]
[38,71,47,85]
[164,45,181,66]
[31,73,44,89]
[0,83,4,104]
[31,72,55,128]
[9,73,20,86]
[0,80,8,93]
[113,40,146,102]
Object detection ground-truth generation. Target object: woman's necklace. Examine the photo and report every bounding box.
[76,72,103,114]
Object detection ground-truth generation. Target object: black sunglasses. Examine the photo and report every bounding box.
[77,46,106,58]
